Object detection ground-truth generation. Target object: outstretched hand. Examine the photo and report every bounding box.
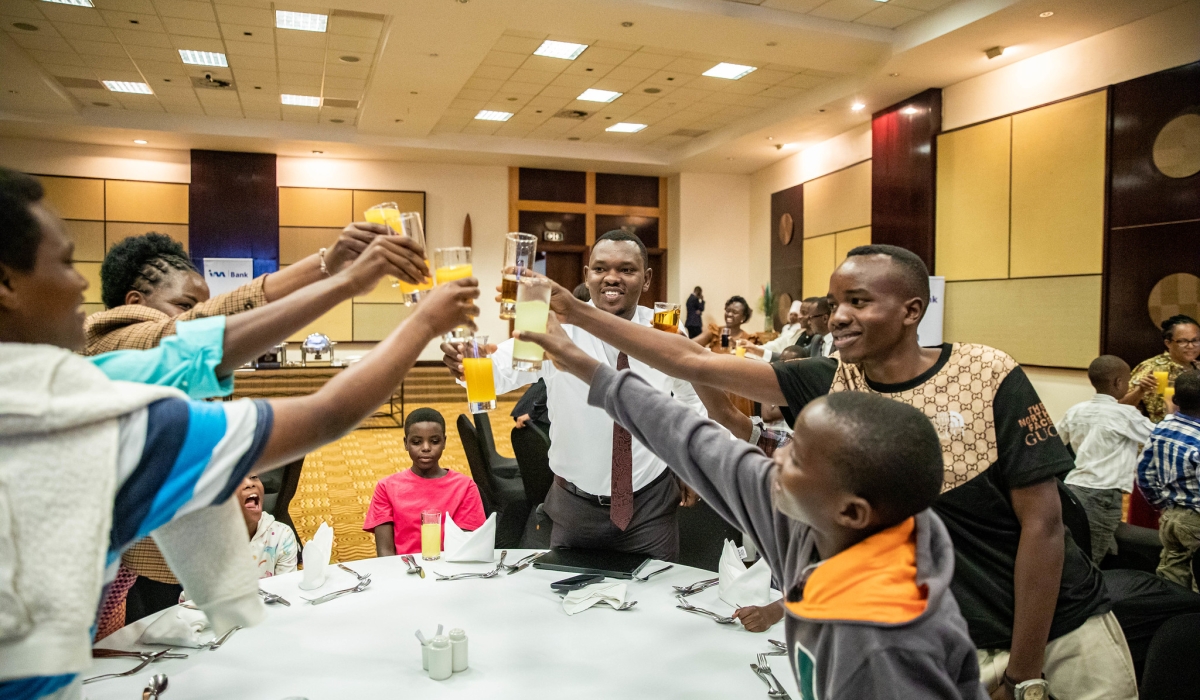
[493,269,584,322]
[337,234,430,295]
[515,315,600,384]
[411,279,480,338]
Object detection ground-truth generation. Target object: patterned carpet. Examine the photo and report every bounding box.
[289,396,524,563]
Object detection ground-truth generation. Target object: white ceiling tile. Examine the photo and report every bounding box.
[808,0,879,22]
[5,18,55,37]
[855,4,923,28]
[602,65,655,83]
[168,34,221,51]
[323,61,368,78]
[324,33,373,52]
[590,39,639,52]
[160,17,220,38]
[663,57,714,75]
[327,13,380,39]
[220,23,272,42]
[196,88,239,104]
[489,34,540,55]
[89,55,138,71]
[520,54,571,74]
[153,85,197,101]
[473,65,515,81]
[26,48,83,64]
[549,72,594,89]
[448,98,484,111]
[277,58,322,75]
[454,87,494,102]
[889,0,951,10]
[562,61,612,79]
[92,0,156,12]
[68,38,126,56]
[135,59,188,77]
[620,51,674,71]
[121,99,164,112]
[463,77,502,92]
[226,54,274,71]
[644,71,696,88]
[779,73,829,89]
[224,38,273,57]
[760,0,826,11]
[722,79,766,95]
[508,68,558,85]
[112,28,172,46]
[576,46,631,66]
[37,4,104,25]
[739,68,794,85]
[213,4,271,26]
[480,51,524,69]
[229,67,275,84]
[278,73,321,87]
[99,10,162,31]
[759,84,803,99]
[276,28,326,48]
[589,78,636,93]
[1,0,45,20]
[10,32,72,51]
[537,84,577,99]
[638,45,684,57]
[497,80,540,96]
[153,0,215,21]
[44,63,95,79]
[164,102,204,114]
[320,86,359,101]
[213,0,272,10]
[321,75,363,91]
[281,106,318,121]
[53,21,118,41]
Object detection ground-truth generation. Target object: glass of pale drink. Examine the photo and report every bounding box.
[512,278,552,371]
[421,511,442,560]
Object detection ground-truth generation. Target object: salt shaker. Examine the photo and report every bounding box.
[449,628,468,672]
[427,634,452,681]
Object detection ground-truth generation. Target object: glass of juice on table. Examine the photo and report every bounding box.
[652,302,680,333]
[462,335,496,414]
[1154,371,1170,394]
[434,247,474,342]
[500,232,538,320]
[512,278,551,371]
[393,212,433,302]
[421,511,442,561]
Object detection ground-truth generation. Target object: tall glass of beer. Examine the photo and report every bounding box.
[652,302,681,333]
[434,247,473,341]
[500,232,537,320]
[512,278,552,371]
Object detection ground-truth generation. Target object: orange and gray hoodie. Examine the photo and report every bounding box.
[588,364,986,700]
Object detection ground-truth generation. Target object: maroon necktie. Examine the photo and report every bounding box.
[610,351,634,531]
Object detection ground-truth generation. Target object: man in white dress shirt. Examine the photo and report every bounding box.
[441,230,703,560]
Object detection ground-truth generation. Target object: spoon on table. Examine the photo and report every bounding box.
[142,673,168,700]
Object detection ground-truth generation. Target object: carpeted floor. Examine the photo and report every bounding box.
[288,396,524,563]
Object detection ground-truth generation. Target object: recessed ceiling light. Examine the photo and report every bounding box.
[179,49,227,67]
[338,55,360,63]
[133,139,147,144]
[91,101,109,107]
[606,122,646,133]
[103,81,152,94]
[275,10,327,32]
[1039,11,1054,17]
[766,136,773,141]
[851,102,865,112]
[577,88,621,102]
[42,0,93,6]
[703,62,757,80]
[12,22,38,31]
[312,150,323,154]
[901,106,918,115]
[644,87,661,94]
[475,109,512,121]
[281,93,320,107]
[985,46,1006,59]
[534,40,587,60]
[330,118,344,123]
[621,21,633,27]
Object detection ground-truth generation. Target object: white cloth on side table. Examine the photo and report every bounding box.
[299,522,334,590]
[562,582,628,615]
[443,512,496,563]
[717,539,772,608]
[138,608,213,648]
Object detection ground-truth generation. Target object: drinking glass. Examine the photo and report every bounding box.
[500,232,537,320]
[720,327,731,349]
[462,335,496,414]
[434,247,473,342]
[1154,371,1170,395]
[652,302,680,333]
[1164,385,1176,405]
[364,202,399,229]
[393,212,433,303]
[420,511,442,561]
[512,278,552,371]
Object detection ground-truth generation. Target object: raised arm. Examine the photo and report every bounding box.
[692,382,754,441]
[259,222,387,302]
[253,278,479,471]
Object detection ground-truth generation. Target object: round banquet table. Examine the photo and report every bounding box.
[89,550,798,699]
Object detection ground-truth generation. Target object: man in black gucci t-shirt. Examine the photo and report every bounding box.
[539,245,1136,700]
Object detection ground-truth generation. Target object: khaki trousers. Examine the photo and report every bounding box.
[977,612,1137,700]
[1157,505,1200,590]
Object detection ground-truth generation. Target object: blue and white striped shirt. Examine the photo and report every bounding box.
[1137,412,1200,511]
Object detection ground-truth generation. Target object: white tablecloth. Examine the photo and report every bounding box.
[89,550,797,699]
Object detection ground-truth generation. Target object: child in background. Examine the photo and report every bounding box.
[238,475,299,578]
[1059,356,1154,563]
[365,408,486,557]
[1138,370,1200,590]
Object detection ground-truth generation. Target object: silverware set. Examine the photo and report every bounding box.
[338,563,370,581]
[764,639,787,656]
[142,672,168,699]
[400,554,425,578]
[502,550,546,574]
[83,650,173,684]
[258,589,290,606]
[435,550,519,580]
[204,626,241,650]
[632,563,675,582]
[675,595,737,624]
[751,653,790,698]
[302,577,372,604]
[92,649,187,661]
[672,577,719,597]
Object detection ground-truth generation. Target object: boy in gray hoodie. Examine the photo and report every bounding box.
[521,319,986,700]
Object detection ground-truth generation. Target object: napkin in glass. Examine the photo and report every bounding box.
[138,607,213,648]
[718,539,772,608]
[298,522,334,590]
[443,512,496,563]
[562,582,627,616]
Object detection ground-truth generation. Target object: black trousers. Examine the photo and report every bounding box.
[685,324,703,339]
[543,472,681,561]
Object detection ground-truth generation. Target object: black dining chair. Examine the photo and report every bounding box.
[473,412,519,480]
[677,500,743,573]
[260,456,304,534]
[1140,613,1200,697]
[511,423,553,508]
[456,414,527,548]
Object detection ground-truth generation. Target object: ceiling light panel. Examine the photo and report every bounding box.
[103,81,152,94]
[475,110,513,121]
[534,40,588,60]
[179,50,227,67]
[42,0,94,5]
[281,93,321,106]
[606,122,646,133]
[577,88,621,102]
[703,62,757,80]
[275,11,328,32]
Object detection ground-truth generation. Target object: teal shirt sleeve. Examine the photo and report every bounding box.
[89,316,234,399]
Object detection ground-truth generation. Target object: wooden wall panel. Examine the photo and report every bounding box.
[351,190,425,220]
[1010,91,1107,278]
[37,176,104,220]
[64,220,105,262]
[935,117,1011,281]
[106,222,188,252]
[287,299,353,343]
[518,168,586,203]
[835,226,872,263]
[944,276,1101,368]
[279,187,352,227]
[353,304,411,342]
[770,182,803,332]
[191,151,278,278]
[595,173,659,207]
[802,235,837,299]
[871,89,942,271]
[75,262,103,304]
[279,227,340,265]
[105,181,188,223]
[82,303,104,317]
[803,161,871,239]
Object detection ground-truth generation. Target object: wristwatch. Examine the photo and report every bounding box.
[1004,673,1049,700]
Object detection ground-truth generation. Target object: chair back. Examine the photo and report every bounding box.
[456,414,497,514]
[1140,613,1200,698]
[677,500,743,573]
[511,424,553,507]
[473,412,510,465]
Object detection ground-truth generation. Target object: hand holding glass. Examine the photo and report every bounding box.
[512,278,552,371]
[1154,371,1170,395]
[434,247,474,342]
[462,335,496,414]
[500,232,538,320]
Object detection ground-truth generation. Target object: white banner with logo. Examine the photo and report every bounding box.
[918,276,945,347]
[203,258,254,297]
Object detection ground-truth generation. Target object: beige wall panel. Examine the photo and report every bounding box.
[352,190,426,220]
[802,161,871,239]
[287,298,353,343]
[64,220,106,262]
[355,276,408,304]
[106,222,188,252]
[82,302,105,318]
[943,275,1101,368]
[105,181,188,223]
[75,262,103,304]
[834,226,872,264]
[1010,92,1107,278]
[38,176,104,220]
[936,118,1011,281]
[802,234,837,299]
[280,227,340,264]
[279,187,351,228]
[353,303,412,342]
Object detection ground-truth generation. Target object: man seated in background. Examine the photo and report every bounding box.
[1059,355,1154,563]
[804,296,833,358]
[1137,370,1200,590]
[740,299,808,361]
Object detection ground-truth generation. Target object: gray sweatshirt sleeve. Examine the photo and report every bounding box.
[836,649,987,700]
[587,364,782,559]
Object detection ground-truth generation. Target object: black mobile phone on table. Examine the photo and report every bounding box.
[551,574,604,592]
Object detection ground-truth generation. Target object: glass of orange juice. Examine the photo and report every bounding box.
[420,511,442,560]
[434,247,473,341]
[1154,371,1170,395]
[392,212,432,303]
[462,335,496,413]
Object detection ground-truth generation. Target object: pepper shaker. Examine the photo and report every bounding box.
[427,635,452,681]
[449,628,468,672]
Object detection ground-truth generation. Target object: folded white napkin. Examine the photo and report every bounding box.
[562,582,627,615]
[138,607,213,648]
[443,512,496,563]
[298,522,334,590]
[718,539,773,608]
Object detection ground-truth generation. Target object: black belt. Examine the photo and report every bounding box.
[554,470,672,507]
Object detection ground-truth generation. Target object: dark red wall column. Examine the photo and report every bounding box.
[870,88,942,272]
[189,150,279,278]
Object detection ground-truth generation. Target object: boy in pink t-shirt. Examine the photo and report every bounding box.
[364,408,486,556]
